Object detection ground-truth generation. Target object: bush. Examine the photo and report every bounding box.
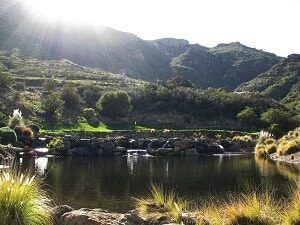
[236,107,259,126]
[277,128,300,156]
[232,135,253,147]
[60,84,83,110]
[83,108,97,121]
[29,124,40,135]
[0,171,52,225]
[42,92,63,116]
[134,184,187,223]
[0,71,13,89]
[261,108,296,133]
[96,91,132,119]
[0,127,17,145]
[8,109,23,129]
[255,131,277,156]
[225,192,280,225]
[48,137,65,154]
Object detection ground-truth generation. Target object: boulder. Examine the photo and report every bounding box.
[173,140,193,150]
[113,147,127,156]
[184,148,199,156]
[59,208,133,225]
[53,205,74,225]
[68,147,92,157]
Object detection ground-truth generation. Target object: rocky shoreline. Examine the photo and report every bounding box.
[14,135,255,158]
[53,205,193,225]
[269,152,300,164]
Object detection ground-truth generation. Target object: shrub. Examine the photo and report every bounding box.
[134,184,187,223]
[236,107,259,126]
[22,127,34,139]
[42,92,64,116]
[0,171,52,225]
[283,187,300,225]
[0,71,13,89]
[29,124,40,135]
[96,91,132,119]
[60,84,83,110]
[82,108,97,125]
[225,192,280,225]
[277,127,300,156]
[8,109,23,129]
[232,135,253,147]
[261,108,296,133]
[0,127,17,145]
[48,137,65,153]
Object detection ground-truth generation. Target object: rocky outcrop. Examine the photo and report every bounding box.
[57,208,146,225]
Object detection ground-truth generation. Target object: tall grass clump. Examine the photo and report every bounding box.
[255,131,277,157]
[277,127,300,156]
[0,171,52,225]
[225,191,281,225]
[283,184,300,225]
[232,135,253,147]
[8,109,24,129]
[134,184,187,223]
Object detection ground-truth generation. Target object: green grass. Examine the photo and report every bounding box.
[0,171,52,225]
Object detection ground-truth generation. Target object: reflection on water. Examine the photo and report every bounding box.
[17,154,300,213]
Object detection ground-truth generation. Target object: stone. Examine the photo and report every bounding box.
[59,208,125,225]
[53,205,74,225]
[68,147,91,157]
[184,148,199,156]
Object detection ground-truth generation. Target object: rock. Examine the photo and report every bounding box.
[184,148,199,156]
[173,140,193,150]
[95,148,113,157]
[113,147,127,156]
[123,211,146,225]
[59,208,125,225]
[53,205,74,225]
[68,147,91,157]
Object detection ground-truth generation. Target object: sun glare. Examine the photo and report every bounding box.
[24,0,107,24]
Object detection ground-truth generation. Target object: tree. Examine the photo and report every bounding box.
[96,91,132,118]
[60,84,83,110]
[0,71,13,89]
[83,85,102,107]
[236,107,259,126]
[261,108,296,132]
[42,92,63,116]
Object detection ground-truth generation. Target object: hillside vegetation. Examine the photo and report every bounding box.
[0,0,280,89]
[0,49,297,133]
[237,54,300,113]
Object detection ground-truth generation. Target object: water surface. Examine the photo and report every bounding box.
[18,154,300,212]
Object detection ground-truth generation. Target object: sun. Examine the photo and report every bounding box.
[24,0,105,24]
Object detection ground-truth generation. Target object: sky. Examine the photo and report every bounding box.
[25,0,300,57]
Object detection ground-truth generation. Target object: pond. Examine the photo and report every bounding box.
[17,154,300,213]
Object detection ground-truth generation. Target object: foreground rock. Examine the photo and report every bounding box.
[57,208,146,225]
[269,152,300,164]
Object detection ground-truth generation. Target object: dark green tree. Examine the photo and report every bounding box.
[0,72,13,89]
[236,107,259,126]
[42,92,64,116]
[60,84,83,110]
[96,91,132,118]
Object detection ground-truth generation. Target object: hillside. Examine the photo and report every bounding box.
[0,0,280,89]
[170,42,280,89]
[1,49,295,131]
[237,54,300,112]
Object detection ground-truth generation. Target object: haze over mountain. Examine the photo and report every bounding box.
[0,0,285,90]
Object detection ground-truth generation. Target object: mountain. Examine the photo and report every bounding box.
[237,54,300,112]
[170,42,280,89]
[0,0,281,89]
